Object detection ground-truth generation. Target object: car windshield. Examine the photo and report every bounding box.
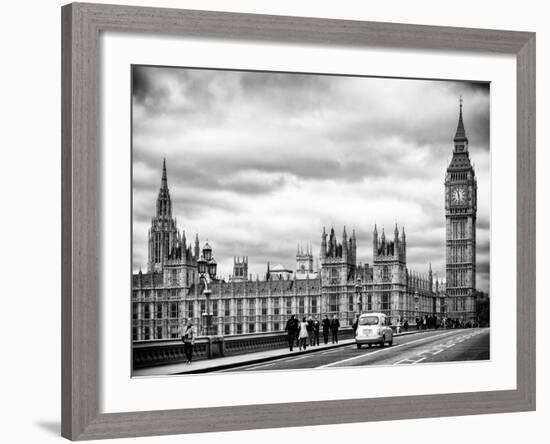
[359,316,379,326]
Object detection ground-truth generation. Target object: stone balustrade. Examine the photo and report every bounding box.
[133,328,354,369]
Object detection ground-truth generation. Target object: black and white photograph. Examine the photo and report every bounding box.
[131,66,490,376]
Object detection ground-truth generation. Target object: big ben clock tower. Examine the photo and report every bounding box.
[445,99,477,321]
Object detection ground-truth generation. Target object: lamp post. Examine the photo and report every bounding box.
[355,281,362,314]
[197,242,217,336]
[197,255,212,336]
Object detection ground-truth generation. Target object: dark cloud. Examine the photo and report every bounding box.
[132,66,491,293]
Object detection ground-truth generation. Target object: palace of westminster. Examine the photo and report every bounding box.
[132,103,480,341]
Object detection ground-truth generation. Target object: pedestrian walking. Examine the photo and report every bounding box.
[404,319,409,331]
[298,317,309,350]
[182,320,195,365]
[322,316,330,344]
[285,315,298,351]
[312,317,320,346]
[330,315,340,344]
[307,316,314,346]
[352,314,359,337]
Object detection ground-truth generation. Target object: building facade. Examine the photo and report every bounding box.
[132,102,480,341]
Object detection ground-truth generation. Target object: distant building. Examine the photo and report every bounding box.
[132,102,481,341]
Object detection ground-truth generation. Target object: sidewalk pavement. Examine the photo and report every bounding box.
[133,328,432,376]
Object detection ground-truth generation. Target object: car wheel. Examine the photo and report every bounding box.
[357,344,362,349]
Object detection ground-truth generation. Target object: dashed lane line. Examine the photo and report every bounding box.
[316,330,461,369]
[242,362,276,371]
[392,329,485,365]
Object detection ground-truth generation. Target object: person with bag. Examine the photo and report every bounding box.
[182,320,195,365]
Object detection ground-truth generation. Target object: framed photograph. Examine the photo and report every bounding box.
[62,2,535,440]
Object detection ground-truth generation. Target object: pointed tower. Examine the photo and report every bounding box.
[342,226,348,258]
[329,227,337,257]
[147,158,178,272]
[320,227,327,259]
[351,229,357,265]
[373,224,379,256]
[194,233,200,259]
[401,226,406,262]
[393,223,399,259]
[156,158,172,218]
[453,98,468,151]
[445,98,477,321]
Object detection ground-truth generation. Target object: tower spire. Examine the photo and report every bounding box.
[161,157,168,189]
[454,97,468,144]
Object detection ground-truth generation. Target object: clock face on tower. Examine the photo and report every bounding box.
[451,186,467,205]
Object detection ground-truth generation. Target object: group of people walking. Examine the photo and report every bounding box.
[180,313,348,365]
[284,315,341,351]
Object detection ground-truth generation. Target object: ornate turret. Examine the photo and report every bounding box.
[231,256,248,282]
[342,226,348,257]
[373,224,379,255]
[401,226,407,262]
[194,233,200,259]
[320,227,327,259]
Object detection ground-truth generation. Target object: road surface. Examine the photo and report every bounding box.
[221,328,490,372]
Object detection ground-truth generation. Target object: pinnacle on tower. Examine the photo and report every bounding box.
[194,233,200,259]
[454,97,468,144]
[161,157,168,189]
[342,226,348,256]
[321,227,327,258]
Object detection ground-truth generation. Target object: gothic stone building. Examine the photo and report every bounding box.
[132,103,478,341]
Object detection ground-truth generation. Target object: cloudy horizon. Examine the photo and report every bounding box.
[132,66,490,293]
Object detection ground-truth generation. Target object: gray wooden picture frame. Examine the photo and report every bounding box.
[61,2,536,440]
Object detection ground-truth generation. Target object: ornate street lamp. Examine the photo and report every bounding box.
[197,242,218,336]
[197,256,207,275]
[355,279,363,314]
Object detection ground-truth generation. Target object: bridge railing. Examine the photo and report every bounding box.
[133,328,354,369]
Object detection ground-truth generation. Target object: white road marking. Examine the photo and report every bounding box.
[392,329,486,365]
[243,362,275,370]
[285,354,314,362]
[317,330,459,368]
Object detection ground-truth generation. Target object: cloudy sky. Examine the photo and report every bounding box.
[132,66,490,293]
